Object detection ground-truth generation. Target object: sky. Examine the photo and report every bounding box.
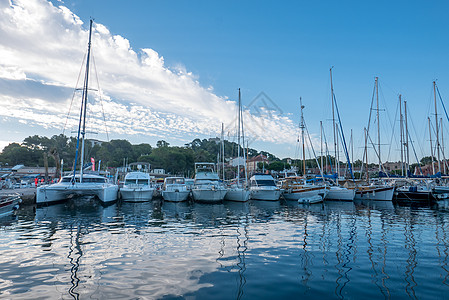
[1,0,449,164]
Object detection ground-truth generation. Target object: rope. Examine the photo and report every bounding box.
[92,52,110,142]
[63,51,87,136]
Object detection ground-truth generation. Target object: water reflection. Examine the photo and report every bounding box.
[1,199,449,298]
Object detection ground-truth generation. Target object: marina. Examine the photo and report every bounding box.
[2,1,449,299]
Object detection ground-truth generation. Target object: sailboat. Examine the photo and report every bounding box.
[281,98,328,203]
[36,20,118,206]
[324,68,355,201]
[354,77,394,201]
[225,89,250,202]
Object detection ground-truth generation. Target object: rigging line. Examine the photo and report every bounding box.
[407,129,424,175]
[303,118,325,178]
[322,124,334,173]
[378,80,396,141]
[436,85,449,124]
[63,51,87,136]
[408,107,425,159]
[333,92,355,181]
[91,52,110,142]
[386,98,400,163]
[366,132,389,178]
[362,81,377,172]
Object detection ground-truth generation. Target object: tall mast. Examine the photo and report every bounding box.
[240,92,248,185]
[221,123,225,180]
[73,19,93,183]
[429,117,435,175]
[399,95,404,176]
[237,89,241,184]
[351,128,354,171]
[434,81,441,173]
[405,100,409,176]
[300,97,306,179]
[320,121,323,175]
[375,77,381,172]
[364,127,369,181]
[442,117,446,174]
[330,68,337,179]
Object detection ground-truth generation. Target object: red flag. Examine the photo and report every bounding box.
[91,157,95,171]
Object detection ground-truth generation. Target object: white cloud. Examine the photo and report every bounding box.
[0,0,298,153]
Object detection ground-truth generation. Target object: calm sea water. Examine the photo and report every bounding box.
[1,199,449,299]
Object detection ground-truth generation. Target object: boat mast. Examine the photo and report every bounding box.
[429,117,435,175]
[221,123,225,181]
[350,128,354,173]
[330,68,338,182]
[404,100,410,176]
[237,89,241,185]
[364,127,369,181]
[72,19,93,183]
[434,81,441,173]
[300,97,306,180]
[442,117,447,174]
[399,94,404,176]
[375,77,381,172]
[320,121,323,175]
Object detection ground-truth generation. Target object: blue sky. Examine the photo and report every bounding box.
[1,0,449,164]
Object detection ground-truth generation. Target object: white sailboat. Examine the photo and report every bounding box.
[282,97,327,203]
[324,68,355,201]
[225,89,250,202]
[36,20,118,206]
[192,163,227,203]
[355,77,394,201]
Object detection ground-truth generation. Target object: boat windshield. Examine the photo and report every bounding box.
[254,180,276,187]
[137,179,149,185]
[166,178,185,184]
[61,177,106,183]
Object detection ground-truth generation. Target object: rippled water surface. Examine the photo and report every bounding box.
[1,199,449,299]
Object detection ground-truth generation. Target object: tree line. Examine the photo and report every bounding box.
[0,135,281,177]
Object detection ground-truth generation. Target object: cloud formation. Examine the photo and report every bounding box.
[0,0,298,149]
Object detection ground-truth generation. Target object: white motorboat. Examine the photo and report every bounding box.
[192,163,227,203]
[162,177,190,202]
[0,193,22,217]
[120,167,154,202]
[36,20,118,206]
[281,177,328,203]
[37,174,118,205]
[249,174,281,201]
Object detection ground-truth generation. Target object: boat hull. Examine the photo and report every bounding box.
[354,186,394,201]
[192,189,227,203]
[250,189,281,201]
[0,194,21,217]
[326,187,356,201]
[283,187,328,203]
[120,187,154,202]
[224,188,250,202]
[162,190,190,202]
[37,183,118,205]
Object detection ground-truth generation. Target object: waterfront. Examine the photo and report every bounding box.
[1,199,449,299]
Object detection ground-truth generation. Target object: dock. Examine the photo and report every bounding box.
[0,187,36,205]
